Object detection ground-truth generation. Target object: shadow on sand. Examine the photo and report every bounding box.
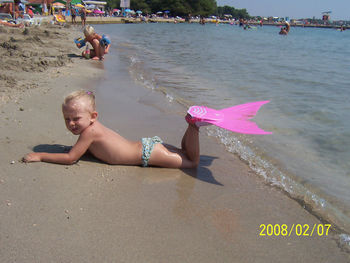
[181,155,222,186]
[32,144,222,185]
[67,53,82,58]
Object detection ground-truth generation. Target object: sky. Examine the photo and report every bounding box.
[217,0,350,20]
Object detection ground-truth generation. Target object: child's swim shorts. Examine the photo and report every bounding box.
[141,136,163,167]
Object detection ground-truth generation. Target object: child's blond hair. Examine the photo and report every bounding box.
[83,25,95,37]
[63,90,96,112]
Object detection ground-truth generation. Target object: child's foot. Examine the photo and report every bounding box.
[185,114,211,127]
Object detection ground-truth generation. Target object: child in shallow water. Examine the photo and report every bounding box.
[76,25,110,60]
[23,90,202,168]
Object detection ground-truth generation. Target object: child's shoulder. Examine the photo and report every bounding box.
[93,33,102,40]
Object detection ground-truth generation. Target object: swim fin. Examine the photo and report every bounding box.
[187,101,272,135]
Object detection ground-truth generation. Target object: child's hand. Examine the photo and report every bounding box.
[22,153,41,163]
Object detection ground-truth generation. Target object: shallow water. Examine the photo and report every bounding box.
[93,23,350,232]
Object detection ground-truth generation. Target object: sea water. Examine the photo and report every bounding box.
[93,23,350,235]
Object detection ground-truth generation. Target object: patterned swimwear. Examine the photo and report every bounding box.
[141,136,163,167]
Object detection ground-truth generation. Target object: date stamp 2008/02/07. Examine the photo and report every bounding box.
[259,224,331,237]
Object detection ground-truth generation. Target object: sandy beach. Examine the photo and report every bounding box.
[0,23,349,262]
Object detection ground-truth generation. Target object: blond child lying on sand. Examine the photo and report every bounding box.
[23,90,201,168]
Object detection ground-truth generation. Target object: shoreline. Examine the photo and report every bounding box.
[105,20,350,239]
[1,23,350,261]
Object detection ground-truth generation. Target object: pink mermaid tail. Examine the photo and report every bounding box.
[187,101,272,135]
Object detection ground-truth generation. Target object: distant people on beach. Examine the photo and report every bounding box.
[71,8,76,24]
[23,90,201,168]
[76,25,111,60]
[12,1,21,19]
[26,6,34,18]
[54,9,66,25]
[279,21,290,35]
[185,14,191,23]
[239,19,251,30]
[1,1,20,19]
[244,24,251,30]
[80,7,86,26]
[0,19,24,28]
[199,16,205,25]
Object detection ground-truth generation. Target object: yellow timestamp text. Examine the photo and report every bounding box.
[259,224,331,237]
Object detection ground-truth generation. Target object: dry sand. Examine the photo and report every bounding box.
[0,23,349,262]
[0,23,80,105]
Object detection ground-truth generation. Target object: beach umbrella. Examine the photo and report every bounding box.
[136,10,142,14]
[164,10,170,13]
[74,4,84,8]
[156,11,162,14]
[52,2,65,8]
[113,9,120,12]
[124,9,131,13]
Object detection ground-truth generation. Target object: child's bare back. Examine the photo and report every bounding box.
[80,121,143,165]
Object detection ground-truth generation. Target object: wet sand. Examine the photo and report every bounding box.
[0,24,349,262]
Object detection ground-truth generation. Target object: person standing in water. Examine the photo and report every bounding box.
[279,21,290,35]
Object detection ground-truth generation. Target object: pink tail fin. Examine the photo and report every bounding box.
[220,101,270,120]
[218,101,272,134]
[187,101,272,135]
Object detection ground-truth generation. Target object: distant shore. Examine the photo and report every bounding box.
[39,15,350,29]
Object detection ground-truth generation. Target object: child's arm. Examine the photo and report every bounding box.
[95,33,103,41]
[23,133,93,165]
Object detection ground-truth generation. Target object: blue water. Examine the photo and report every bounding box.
[93,23,350,233]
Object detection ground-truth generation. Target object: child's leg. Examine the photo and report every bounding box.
[91,39,100,60]
[181,124,200,166]
[105,44,110,54]
[99,45,106,60]
[181,123,192,151]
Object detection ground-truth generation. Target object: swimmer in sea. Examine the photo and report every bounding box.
[279,21,290,35]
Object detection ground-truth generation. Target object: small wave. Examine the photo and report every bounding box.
[206,126,350,248]
[130,55,141,64]
[339,234,350,252]
[114,24,350,249]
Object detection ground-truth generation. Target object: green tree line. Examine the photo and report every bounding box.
[217,5,249,19]
[106,0,250,19]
